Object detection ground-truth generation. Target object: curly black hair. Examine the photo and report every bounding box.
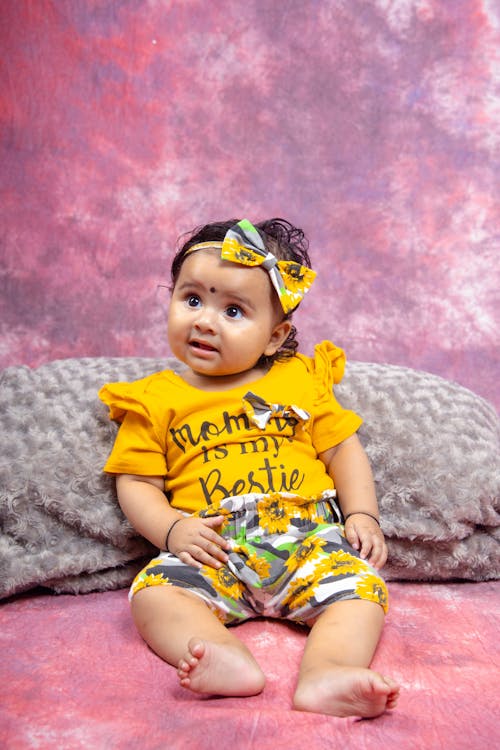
[170,218,313,367]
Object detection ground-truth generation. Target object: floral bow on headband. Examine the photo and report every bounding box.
[187,219,316,314]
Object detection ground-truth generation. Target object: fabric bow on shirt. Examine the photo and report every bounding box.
[242,391,310,430]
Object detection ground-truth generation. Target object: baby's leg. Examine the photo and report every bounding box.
[294,599,399,718]
[131,585,265,696]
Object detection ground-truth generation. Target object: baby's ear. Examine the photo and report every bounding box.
[265,319,293,356]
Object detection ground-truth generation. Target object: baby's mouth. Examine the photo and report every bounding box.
[190,340,217,352]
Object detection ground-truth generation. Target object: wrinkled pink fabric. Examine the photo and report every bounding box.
[1,582,498,749]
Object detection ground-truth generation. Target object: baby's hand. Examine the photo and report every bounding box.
[166,516,231,569]
[344,513,387,569]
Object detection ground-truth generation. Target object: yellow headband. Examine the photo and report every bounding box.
[185,219,316,314]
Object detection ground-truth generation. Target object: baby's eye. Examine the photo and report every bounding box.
[225,305,243,319]
[186,294,201,308]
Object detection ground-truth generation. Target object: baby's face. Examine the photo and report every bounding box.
[168,249,290,386]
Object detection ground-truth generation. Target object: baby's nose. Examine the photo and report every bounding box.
[194,306,217,331]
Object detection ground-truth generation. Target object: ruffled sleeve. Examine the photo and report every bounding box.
[310,340,363,453]
[98,376,168,477]
[99,378,155,422]
[312,340,347,394]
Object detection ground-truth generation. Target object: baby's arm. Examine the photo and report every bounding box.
[116,474,230,569]
[319,434,387,569]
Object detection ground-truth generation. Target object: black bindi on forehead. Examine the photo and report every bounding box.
[210,286,216,293]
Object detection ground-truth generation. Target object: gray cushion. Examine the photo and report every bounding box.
[0,356,498,598]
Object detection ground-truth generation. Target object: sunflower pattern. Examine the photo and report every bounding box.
[257,494,292,534]
[128,491,389,621]
[201,564,245,601]
[231,543,272,580]
[130,569,170,597]
[284,535,327,573]
[355,574,389,611]
[281,574,318,611]
[319,550,366,577]
[218,220,316,314]
[257,493,312,534]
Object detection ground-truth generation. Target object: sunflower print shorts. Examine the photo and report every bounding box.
[129,491,389,624]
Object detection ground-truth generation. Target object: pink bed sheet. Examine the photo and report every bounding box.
[1,581,498,750]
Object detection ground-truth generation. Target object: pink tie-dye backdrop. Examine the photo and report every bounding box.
[1,1,498,410]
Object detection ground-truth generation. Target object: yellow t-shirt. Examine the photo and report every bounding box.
[99,340,362,513]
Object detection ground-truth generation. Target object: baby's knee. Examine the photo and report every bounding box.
[131,583,202,624]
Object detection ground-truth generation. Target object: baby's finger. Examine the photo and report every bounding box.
[358,534,374,560]
[177,549,203,569]
[368,538,388,569]
[201,536,230,563]
[200,518,232,549]
[178,546,225,570]
[344,524,361,551]
[200,515,226,529]
[362,533,384,567]
[193,546,228,568]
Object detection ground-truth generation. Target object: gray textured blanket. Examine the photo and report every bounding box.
[1,356,498,599]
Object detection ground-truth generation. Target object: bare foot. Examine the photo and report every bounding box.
[177,637,266,697]
[293,665,400,718]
